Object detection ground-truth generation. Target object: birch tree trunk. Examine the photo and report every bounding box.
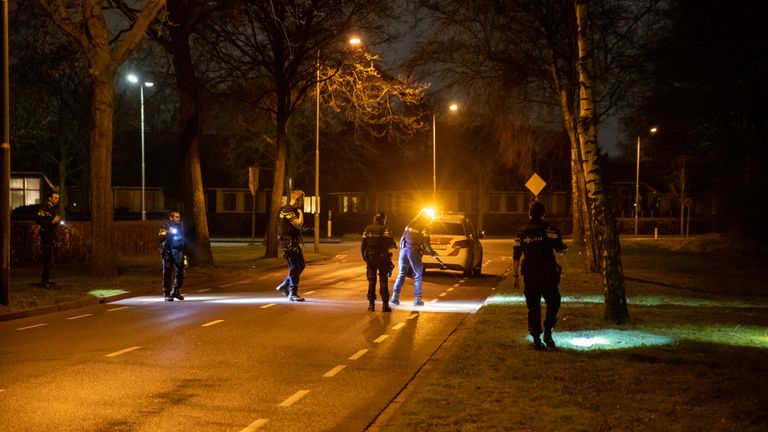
[575,0,629,324]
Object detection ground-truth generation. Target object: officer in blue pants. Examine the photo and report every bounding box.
[391,209,438,307]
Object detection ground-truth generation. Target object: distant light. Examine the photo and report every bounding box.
[650,126,658,133]
[127,74,139,83]
[349,37,362,46]
[422,208,436,219]
[145,82,154,87]
[449,103,459,111]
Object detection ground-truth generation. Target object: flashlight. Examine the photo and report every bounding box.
[170,227,178,235]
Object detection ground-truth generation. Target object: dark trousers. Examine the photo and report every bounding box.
[40,237,54,284]
[162,251,184,294]
[523,278,561,336]
[279,248,305,294]
[366,263,390,303]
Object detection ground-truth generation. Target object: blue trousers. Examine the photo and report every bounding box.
[392,247,424,299]
[279,248,305,293]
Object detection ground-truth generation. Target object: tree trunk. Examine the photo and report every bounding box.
[264,111,289,258]
[168,1,214,266]
[89,76,116,276]
[576,0,629,324]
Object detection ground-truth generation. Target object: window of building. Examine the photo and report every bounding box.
[221,192,238,212]
[10,177,41,209]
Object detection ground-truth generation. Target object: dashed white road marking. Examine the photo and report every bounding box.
[105,346,142,357]
[335,254,348,260]
[219,280,252,288]
[107,306,128,312]
[406,314,419,320]
[279,390,310,407]
[197,288,211,293]
[201,320,224,327]
[240,418,269,431]
[257,275,272,280]
[303,290,316,295]
[460,279,467,283]
[430,299,439,304]
[260,304,276,309]
[452,283,461,288]
[323,365,346,378]
[438,292,448,297]
[66,314,92,320]
[447,287,455,292]
[373,335,389,343]
[392,323,405,330]
[348,349,368,360]
[16,323,46,331]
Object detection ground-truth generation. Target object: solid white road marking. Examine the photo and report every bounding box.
[107,307,128,312]
[260,304,276,309]
[201,320,224,327]
[348,349,368,360]
[323,365,346,378]
[392,323,405,330]
[105,346,142,357]
[240,418,269,431]
[279,390,310,407]
[66,314,92,320]
[16,323,46,331]
[374,335,389,343]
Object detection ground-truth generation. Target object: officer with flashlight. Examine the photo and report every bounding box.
[361,211,397,312]
[391,208,439,307]
[275,190,306,302]
[512,201,567,350]
[35,190,61,289]
[159,211,186,301]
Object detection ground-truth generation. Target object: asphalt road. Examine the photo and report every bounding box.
[0,240,514,431]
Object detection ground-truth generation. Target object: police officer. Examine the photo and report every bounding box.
[35,190,61,289]
[512,201,568,350]
[275,190,306,302]
[159,211,186,301]
[391,209,438,307]
[361,211,397,312]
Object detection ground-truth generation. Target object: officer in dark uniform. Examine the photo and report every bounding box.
[35,190,61,289]
[391,208,438,307]
[361,211,397,312]
[159,211,186,301]
[276,190,306,302]
[512,201,568,350]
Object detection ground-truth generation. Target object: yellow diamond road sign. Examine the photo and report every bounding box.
[525,173,547,196]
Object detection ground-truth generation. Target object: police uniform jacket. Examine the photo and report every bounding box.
[278,204,302,250]
[400,224,436,256]
[159,221,185,253]
[35,203,58,242]
[361,222,396,265]
[513,219,567,283]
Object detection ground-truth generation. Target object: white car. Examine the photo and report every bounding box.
[424,213,484,277]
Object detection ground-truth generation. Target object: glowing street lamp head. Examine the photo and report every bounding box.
[650,126,658,134]
[127,74,139,83]
[449,103,459,112]
[421,207,436,220]
[349,36,362,46]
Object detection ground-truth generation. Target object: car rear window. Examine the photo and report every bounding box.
[431,222,465,235]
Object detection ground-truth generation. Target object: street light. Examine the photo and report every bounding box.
[433,103,459,204]
[126,74,154,221]
[314,37,361,253]
[634,126,658,236]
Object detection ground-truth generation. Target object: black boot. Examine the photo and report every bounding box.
[171,289,184,301]
[543,328,556,349]
[289,286,305,302]
[368,301,375,312]
[163,290,173,302]
[382,299,392,312]
[276,282,289,297]
[532,335,545,351]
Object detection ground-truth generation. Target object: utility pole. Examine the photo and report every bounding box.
[1,0,11,306]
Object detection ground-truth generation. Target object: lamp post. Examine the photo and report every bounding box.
[432,103,459,204]
[127,74,154,221]
[314,37,361,253]
[634,126,657,236]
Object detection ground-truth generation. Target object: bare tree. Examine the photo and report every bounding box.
[37,0,166,276]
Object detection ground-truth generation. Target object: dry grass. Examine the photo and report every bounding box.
[380,237,768,431]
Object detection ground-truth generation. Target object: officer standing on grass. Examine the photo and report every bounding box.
[361,211,397,312]
[275,190,306,302]
[512,201,568,350]
[391,208,439,307]
[35,190,61,289]
[159,211,186,302]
